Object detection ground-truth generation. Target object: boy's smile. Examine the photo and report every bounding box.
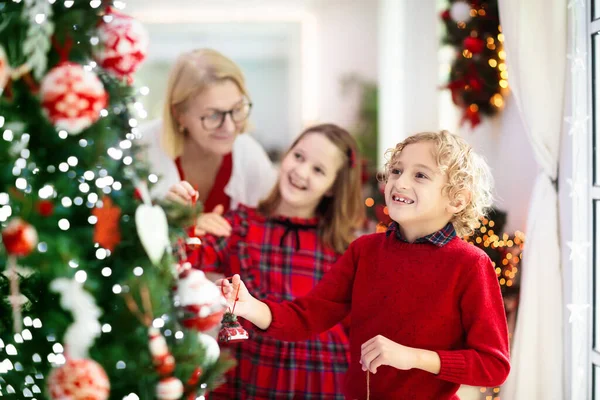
[384,141,457,242]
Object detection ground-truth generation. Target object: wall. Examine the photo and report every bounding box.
[126,0,379,151]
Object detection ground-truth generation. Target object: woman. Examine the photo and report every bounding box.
[141,49,276,235]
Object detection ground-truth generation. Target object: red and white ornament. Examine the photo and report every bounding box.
[176,269,227,332]
[0,45,10,94]
[47,358,110,400]
[148,327,176,376]
[93,9,149,81]
[218,312,249,344]
[156,376,184,400]
[40,62,108,135]
[2,218,38,257]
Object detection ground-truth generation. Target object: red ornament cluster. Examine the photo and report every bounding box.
[92,7,149,82]
[440,0,506,128]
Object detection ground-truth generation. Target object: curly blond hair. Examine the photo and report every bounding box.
[383,130,493,236]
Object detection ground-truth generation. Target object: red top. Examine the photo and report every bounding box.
[190,205,349,399]
[174,153,233,213]
[262,232,511,400]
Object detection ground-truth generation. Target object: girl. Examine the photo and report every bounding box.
[185,123,364,399]
[140,48,276,236]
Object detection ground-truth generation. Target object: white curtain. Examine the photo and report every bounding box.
[497,0,567,398]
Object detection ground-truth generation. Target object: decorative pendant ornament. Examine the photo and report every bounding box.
[176,269,227,332]
[148,327,176,376]
[47,358,110,400]
[92,7,149,82]
[2,218,38,332]
[135,203,169,265]
[92,196,121,251]
[40,61,108,135]
[218,311,249,344]
[218,277,249,344]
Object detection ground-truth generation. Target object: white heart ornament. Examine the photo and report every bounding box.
[135,204,169,265]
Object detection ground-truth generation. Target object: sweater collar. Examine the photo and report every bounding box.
[386,221,456,247]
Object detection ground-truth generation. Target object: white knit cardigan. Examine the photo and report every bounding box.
[139,120,277,210]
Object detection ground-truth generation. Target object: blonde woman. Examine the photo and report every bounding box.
[141,49,276,236]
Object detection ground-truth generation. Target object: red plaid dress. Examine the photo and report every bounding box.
[190,205,349,399]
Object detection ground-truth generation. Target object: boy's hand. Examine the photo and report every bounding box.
[194,204,232,237]
[166,181,198,206]
[360,335,419,373]
[215,274,253,318]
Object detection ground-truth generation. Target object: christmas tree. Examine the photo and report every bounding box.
[440,0,507,127]
[0,1,233,399]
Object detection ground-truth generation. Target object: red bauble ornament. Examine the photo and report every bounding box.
[156,377,184,400]
[47,358,110,400]
[176,269,227,332]
[36,200,54,216]
[463,37,485,54]
[2,218,38,257]
[441,9,451,21]
[40,62,108,135]
[93,8,149,81]
[218,311,249,344]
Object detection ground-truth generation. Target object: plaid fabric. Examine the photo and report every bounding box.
[189,205,349,399]
[386,221,456,247]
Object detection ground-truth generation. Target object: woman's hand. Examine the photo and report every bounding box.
[165,181,198,206]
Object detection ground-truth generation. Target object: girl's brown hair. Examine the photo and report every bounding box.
[258,124,365,253]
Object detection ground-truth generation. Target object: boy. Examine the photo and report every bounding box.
[219,131,510,399]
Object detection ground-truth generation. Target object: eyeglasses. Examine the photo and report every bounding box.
[199,102,252,130]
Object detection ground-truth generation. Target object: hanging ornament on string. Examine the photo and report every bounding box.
[2,217,38,333]
[40,37,108,135]
[92,196,121,251]
[148,327,176,376]
[46,277,106,399]
[176,269,227,332]
[218,277,249,344]
[47,358,110,400]
[92,7,149,83]
[124,285,187,400]
[134,180,170,265]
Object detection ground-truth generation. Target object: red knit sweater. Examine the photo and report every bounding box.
[261,232,510,400]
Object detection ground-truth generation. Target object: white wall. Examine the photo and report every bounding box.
[126,0,379,149]
[456,94,538,234]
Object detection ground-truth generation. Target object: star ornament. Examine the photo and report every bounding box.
[564,113,590,136]
[92,196,121,251]
[567,48,587,73]
[567,303,590,324]
[567,241,591,262]
[566,178,586,199]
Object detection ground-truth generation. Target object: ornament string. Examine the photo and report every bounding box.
[50,36,73,64]
[220,276,241,314]
[7,255,22,333]
[366,371,370,400]
[123,284,153,327]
